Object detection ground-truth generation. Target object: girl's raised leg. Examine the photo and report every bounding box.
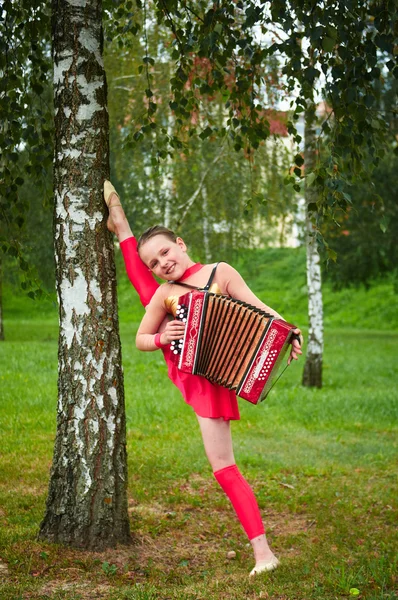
[103,181,159,307]
[195,415,279,576]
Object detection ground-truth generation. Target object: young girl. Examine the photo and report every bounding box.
[104,180,302,577]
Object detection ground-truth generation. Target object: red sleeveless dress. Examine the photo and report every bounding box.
[120,236,240,420]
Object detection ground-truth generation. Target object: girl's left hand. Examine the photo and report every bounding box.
[288,329,303,365]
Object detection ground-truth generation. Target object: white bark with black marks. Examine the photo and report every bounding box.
[302,102,323,388]
[39,0,130,549]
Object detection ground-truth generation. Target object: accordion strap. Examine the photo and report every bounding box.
[203,262,222,290]
[170,262,223,292]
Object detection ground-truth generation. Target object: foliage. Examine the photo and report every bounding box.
[105,0,397,215]
[0,0,53,296]
[104,14,297,258]
[2,0,396,290]
[322,152,398,291]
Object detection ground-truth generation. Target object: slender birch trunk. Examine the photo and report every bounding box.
[163,110,174,229]
[302,101,323,388]
[39,0,130,548]
[201,182,211,263]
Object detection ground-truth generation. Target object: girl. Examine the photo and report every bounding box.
[104,180,302,577]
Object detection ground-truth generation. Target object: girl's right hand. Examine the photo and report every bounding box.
[160,320,186,345]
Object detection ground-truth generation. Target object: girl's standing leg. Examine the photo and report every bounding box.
[196,415,279,576]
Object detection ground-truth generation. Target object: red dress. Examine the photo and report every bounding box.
[120,236,240,421]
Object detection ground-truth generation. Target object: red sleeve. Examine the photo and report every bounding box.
[120,236,159,307]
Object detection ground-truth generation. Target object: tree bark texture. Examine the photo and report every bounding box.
[302,102,323,388]
[39,0,130,549]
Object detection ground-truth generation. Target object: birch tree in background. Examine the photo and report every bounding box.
[39,0,130,549]
[302,101,323,388]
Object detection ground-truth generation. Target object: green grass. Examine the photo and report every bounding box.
[0,323,397,599]
[1,249,397,599]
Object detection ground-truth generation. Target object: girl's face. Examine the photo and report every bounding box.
[139,234,191,281]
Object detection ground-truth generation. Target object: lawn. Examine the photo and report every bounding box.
[0,251,397,599]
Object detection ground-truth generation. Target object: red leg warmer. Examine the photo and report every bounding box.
[120,236,159,307]
[214,464,265,540]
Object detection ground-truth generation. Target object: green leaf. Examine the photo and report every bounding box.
[327,247,337,262]
[326,25,338,40]
[304,66,320,82]
[199,126,213,140]
[322,37,335,52]
[294,154,304,167]
[379,216,388,233]
[306,172,316,187]
[143,56,155,65]
[7,246,18,258]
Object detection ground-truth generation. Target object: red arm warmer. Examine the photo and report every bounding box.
[120,236,159,308]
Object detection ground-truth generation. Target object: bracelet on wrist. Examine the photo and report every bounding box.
[154,333,165,348]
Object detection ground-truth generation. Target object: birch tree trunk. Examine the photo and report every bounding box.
[302,102,323,388]
[163,112,174,229]
[39,0,131,548]
[201,182,211,263]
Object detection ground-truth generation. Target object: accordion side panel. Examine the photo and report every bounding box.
[238,319,294,404]
[178,292,205,373]
[169,291,192,367]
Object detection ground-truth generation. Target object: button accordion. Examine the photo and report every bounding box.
[169,290,297,404]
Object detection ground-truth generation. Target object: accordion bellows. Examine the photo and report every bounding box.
[168,290,296,404]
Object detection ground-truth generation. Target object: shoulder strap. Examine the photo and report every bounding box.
[203,262,223,291]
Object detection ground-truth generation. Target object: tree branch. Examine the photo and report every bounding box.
[175,143,226,229]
